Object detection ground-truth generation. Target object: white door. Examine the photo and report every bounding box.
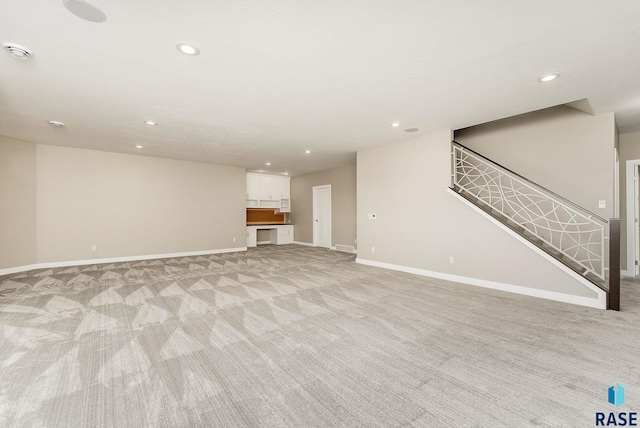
[635,166,640,275]
[313,185,331,248]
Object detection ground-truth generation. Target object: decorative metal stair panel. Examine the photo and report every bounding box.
[449,140,627,310]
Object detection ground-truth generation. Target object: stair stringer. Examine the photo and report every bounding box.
[447,188,607,309]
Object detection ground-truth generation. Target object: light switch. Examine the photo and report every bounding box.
[599,200,606,209]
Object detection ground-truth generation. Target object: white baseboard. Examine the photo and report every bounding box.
[355,258,606,309]
[0,263,42,277]
[353,188,608,310]
[257,241,272,245]
[621,269,635,278]
[0,247,247,277]
[448,188,607,303]
[293,241,315,247]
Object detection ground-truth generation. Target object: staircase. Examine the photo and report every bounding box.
[450,141,620,310]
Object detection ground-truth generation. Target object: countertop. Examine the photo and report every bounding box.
[246,223,294,226]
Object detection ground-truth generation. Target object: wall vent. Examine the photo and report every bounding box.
[335,244,356,253]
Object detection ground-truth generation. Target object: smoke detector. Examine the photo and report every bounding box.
[3,43,33,59]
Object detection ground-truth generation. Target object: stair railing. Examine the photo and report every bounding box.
[451,141,607,280]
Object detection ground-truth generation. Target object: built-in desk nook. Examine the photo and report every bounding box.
[246,208,294,247]
[246,225,294,247]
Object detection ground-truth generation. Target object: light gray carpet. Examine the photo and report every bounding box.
[1,245,639,427]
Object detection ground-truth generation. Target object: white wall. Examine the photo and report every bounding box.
[455,106,616,216]
[1,137,246,272]
[36,145,246,263]
[619,131,640,272]
[357,129,602,305]
[289,165,356,247]
[0,136,37,269]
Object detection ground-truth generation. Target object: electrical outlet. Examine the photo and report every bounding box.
[371,246,375,253]
[449,256,454,264]
[233,237,236,242]
[92,245,97,252]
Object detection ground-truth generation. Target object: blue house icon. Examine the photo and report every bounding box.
[608,383,625,407]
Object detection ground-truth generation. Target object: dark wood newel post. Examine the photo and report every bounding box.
[609,218,620,311]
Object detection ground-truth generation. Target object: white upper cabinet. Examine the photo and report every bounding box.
[280,180,290,200]
[246,173,291,211]
[261,175,280,200]
[246,174,262,200]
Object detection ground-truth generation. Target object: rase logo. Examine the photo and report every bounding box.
[596,383,637,426]
[610,384,627,408]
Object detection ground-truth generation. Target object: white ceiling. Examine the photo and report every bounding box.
[2,0,640,176]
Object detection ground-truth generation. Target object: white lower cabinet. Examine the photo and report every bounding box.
[246,227,257,247]
[276,225,294,245]
[246,225,294,247]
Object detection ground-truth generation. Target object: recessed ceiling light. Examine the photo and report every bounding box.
[63,0,107,23]
[177,43,199,55]
[304,150,312,154]
[265,162,271,166]
[284,172,289,176]
[2,43,34,59]
[48,120,65,127]
[405,128,419,133]
[144,120,157,125]
[135,145,143,149]
[538,73,559,83]
[258,170,264,173]
[391,122,400,127]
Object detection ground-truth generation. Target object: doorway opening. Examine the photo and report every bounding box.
[625,160,640,276]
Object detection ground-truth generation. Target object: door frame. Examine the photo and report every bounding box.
[312,185,331,248]
[624,159,640,276]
